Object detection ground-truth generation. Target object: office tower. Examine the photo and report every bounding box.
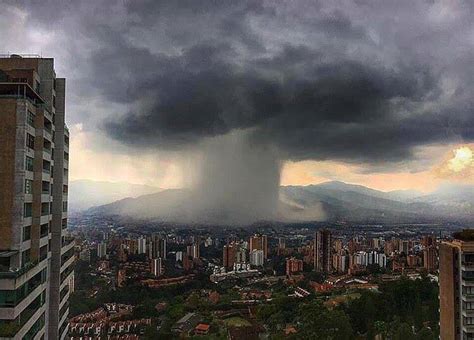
[439,231,474,340]
[423,246,438,272]
[249,234,268,259]
[314,230,332,272]
[150,258,162,277]
[250,249,264,267]
[97,242,107,259]
[137,236,147,254]
[286,257,303,276]
[150,235,166,259]
[0,54,73,339]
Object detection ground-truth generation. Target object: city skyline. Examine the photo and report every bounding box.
[0,1,473,195]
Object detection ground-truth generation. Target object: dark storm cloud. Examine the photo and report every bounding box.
[15,0,474,165]
[103,42,441,162]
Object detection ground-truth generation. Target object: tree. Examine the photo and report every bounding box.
[392,323,415,340]
[417,327,436,340]
[297,301,353,339]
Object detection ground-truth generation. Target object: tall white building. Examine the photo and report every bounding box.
[151,258,162,277]
[97,242,107,259]
[250,249,264,267]
[137,237,147,254]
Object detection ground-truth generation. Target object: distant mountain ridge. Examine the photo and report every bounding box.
[69,179,161,212]
[82,180,474,224]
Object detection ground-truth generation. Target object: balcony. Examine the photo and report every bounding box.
[42,150,51,162]
[0,259,48,300]
[43,128,52,142]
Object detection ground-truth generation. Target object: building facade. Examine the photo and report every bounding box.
[249,234,268,259]
[286,257,303,276]
[314,230,332,272]
[439,233,474,340]
[0,54,73,339]
[250,250,264,267]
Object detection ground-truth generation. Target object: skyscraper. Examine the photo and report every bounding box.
[150,234,166,259]
[314,230,332,272]
[423,246,438,273]
[250,249,264,267]
[0,54,73,339]
[223,243,237,269]
[249,234,268,259]
[97,242,107,259]
[137,236,147,254]
[439,231,474,340]
[150,258,162,277]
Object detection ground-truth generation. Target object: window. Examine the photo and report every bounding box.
[41,203,49,216]
[43,140,52,153]
[62,201,68,212]
[64,151,69,161]
[27,111,35,127]
[44,118,52,133]
[63,185,68,194]
[39,245,48,261]
[35,80,40,93]
[21,249,30,267]
[22,226,31,242]
[42,181,49,194]
[26,133,35,149]
[42,160,50,174]
[62,218,67,229]
[40,224,48,238]
[24,203,32,218]
[24,179,33,194]
[52,95,56,108]
[25,156,34,171]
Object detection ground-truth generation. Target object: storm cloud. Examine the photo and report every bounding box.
[11,0,473,164]
[7,0,474,222]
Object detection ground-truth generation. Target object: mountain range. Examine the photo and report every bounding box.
[78,180,474,224]
[69,180,160,212]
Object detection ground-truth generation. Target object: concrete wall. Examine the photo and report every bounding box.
[0,99,17,251]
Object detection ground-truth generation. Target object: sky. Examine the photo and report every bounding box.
[1,0,473,193]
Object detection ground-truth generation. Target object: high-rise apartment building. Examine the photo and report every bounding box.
[286,257,303,276]
[137,236,147,254]
[314,230,332,272]
[150,258,162,277]
[97,242,107,259]
[439,231,474,340]
[0,54,73,339]
[149,235,166,260]
[250,249,264,267]
[249,234,268,259]
[223,243,238,269]
[423,246,438,273]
